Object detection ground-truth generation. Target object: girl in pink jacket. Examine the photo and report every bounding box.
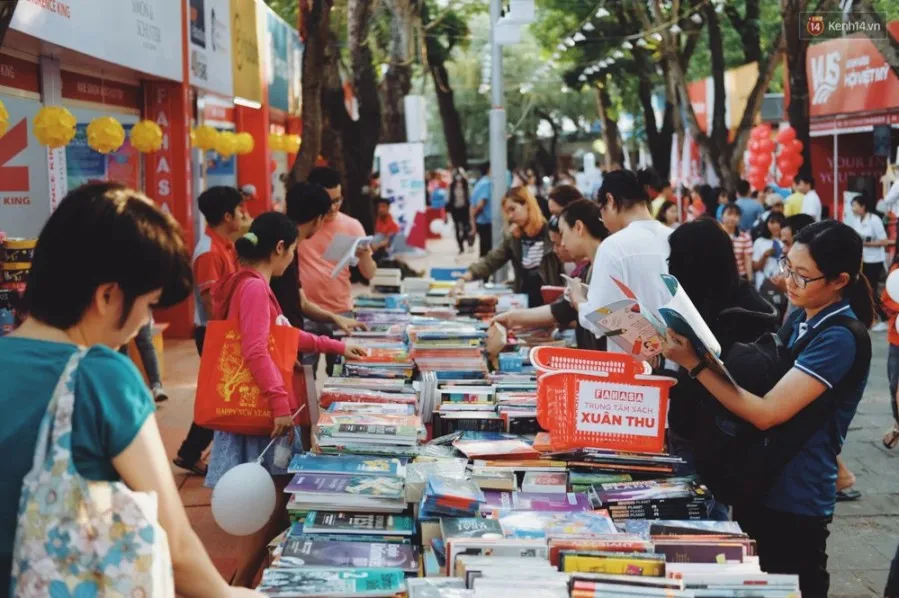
[205,212,365,586]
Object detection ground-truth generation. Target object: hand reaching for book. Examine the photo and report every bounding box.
[344,342,369,359]
[333,314,369,334]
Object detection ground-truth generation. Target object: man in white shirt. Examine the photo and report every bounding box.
[795,174,822,221]
[571,169,673,353]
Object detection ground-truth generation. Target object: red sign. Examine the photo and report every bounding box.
[0,54,40,94]
[203,103,235,124]
[807,22,899,118]
[687,79,708,133]
[60,70,140,110]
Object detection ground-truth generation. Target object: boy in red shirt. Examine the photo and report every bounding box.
[373,197,400,259]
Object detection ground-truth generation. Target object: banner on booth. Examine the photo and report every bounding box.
[264,7,290,112]
[188,0,234,97]
[0,96,50,238]
[231,0,262,104]
[378,142,426,235]
[11,0,183,82]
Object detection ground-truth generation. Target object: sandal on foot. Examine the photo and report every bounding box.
[836,488,861,502]
[173,457,208,476]
[884,424,899,449]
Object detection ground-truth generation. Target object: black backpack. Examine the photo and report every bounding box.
[692,311,871,507]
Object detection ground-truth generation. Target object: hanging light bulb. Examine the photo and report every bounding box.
[552,52,561,60]
[636,38,648,47]
[613,50,624,59]
[582,22,595,32]
[621,40,633,49]
[578,74,587,81]
[691,12,703,24]
[606,57,616,65]
[670,24,682,34]
[651,32,663,41]
[564,37,576,46]
[715,3,724,13]
[557,43,566,52]
[573,32,586,42]
[596,7,610,18]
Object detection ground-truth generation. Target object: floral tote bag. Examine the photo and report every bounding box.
[10,350,174,597]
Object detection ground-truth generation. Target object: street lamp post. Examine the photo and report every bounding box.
[488,0,508,263]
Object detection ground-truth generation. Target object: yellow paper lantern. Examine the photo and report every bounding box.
[189,128,196,147]
[0,99,8,138]
[283,134,301,154]
[33,105,77,148]
[130,120,163,153]
[236,132,255,155]
[268,132,284,152]
[194,125,219,151]
[86,116,125,154]
[215,131,238,158]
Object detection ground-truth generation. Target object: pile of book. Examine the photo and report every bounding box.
[312,411,426,459]
[369,268,403,294]
[342,342,414,381]
[419,474,485,518]
[591,477,712,522]
[408,325,487,381]
[454,295,497,321]
[285,454,409,516]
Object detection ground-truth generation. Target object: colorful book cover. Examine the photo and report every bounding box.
[482,491,592,513]
[452,439,540,460]
[427,474,486,504]
[440,517,504,540]
[498,511,618,539]
[257,567,406,597]
[302,511,414,536]
[287,454,404,477]
[560,550,666,577]
[285,474,404,499]
[651,541,746,564]
[276,538,419,571]
[521,471,568,494]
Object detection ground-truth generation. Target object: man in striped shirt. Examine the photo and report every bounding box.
[722,203,754,282]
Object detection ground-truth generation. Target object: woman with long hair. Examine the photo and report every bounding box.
[655,200,679,228]
[205,212,365,586]
[664,220,874,596]
[849,192,893,329]
[447,167,472,254]
[493,200,608,350]
[457,186,562,307]
[1,183,263,597]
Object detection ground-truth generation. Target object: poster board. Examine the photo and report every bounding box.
[377,142,426,234]
[0,96,50,238]
[66,108,142,191]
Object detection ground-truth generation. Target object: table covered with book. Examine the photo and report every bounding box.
[255,269,801,597]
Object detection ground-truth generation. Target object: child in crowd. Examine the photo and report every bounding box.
[721,203,754,284]
[204,212,366,587]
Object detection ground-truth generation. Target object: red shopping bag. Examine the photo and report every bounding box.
[194,320,300,435]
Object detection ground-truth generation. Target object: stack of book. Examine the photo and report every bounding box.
[569,572,800,598]
[402,277,433,296]
[369,268,403,294]
[342,343,414,381]
[312,411,425,458]
[495,510,618,540]
[544,449,685,477]
[353,294,408,310]
[592,477,712,522]
[408,325,487,381]
[480,490,593,516]
[419,474,486,519]
[271,511,418,574]
[285,454,408,515]
[256,567,408,597]
[454,295,498,321]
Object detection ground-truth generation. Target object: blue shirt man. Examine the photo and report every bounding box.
[471,175,492,226]
[735,196,763,231]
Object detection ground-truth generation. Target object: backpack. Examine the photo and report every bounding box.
[692,311,871,507]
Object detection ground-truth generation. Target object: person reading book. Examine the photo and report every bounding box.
[0,183,264,598]
[571,169,672,354]
[493,200,608,351]
[456,186,562,307]
[662,220,874,597]
[204,212,366,587]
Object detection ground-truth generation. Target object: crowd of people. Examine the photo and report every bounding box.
[1,159,898,597]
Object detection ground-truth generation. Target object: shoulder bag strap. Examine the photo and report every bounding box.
[31,349,89,473]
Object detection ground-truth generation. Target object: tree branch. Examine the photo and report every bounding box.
[853,0,899,80]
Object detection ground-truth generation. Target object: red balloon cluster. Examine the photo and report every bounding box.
[746,125,774,191]
[774,125,804,188]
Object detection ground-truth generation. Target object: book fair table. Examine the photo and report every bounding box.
[249,270,800,597]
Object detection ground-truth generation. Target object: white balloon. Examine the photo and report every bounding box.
[887,269,899,302]
[211,462,276,536]
[429,218,447,236]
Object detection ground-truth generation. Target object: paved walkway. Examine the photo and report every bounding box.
[155,231,898,595]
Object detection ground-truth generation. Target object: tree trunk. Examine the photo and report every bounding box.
[595,85,622,169]
[782,1,812,177]
[431,63,468,169]
[704,2,729,177]
[0,0,18,48]
[853,0,899,80]
[381,0,415,143]
[724,0,761,64]
[534,108,559,177]
[289,0,331,188]
[634,48,674,179]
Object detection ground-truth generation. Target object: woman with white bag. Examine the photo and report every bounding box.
[0,183,263,598]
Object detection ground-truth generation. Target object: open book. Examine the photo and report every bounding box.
[323,233,374,278]
[585,275,734,383]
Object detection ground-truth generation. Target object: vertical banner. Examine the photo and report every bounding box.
[0,97,51,238]
[265,8,290,112]
[288,30,303,116]
[231,0,262,103]
[144,80,194,338]
[188,0,233,97]
[378,142,426,234]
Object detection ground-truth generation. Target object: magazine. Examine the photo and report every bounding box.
[323,233,374,278]
[302,511,414,536]
[275,538,419,571]
[287,455,405,477]
[257,567,406,597]
[584,274,736,383]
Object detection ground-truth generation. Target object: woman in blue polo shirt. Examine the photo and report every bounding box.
[664,220,873,597]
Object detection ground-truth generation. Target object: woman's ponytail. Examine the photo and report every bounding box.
[235,212,298,262]
[794,220,874,327]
